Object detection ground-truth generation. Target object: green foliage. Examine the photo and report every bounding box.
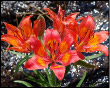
[14,55,33,77]
[50,70,56,86]
[45,68,53,87]
[33,70,47,82]
[8,50,34,77]
[85,52,104,60]
[89,82,97,87]
[8,50,26,57]
[20,70,49,87]
[75,60,96,68]
[14,80,33,87]
[56,80,62,87]
[76,71,87,87]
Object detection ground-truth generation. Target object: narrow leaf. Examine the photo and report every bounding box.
[26,77,49,87]
[76,60,96,68]
[8,50,26,57]
[76,71,87,87]
[85,52,104,60]
[45,68,53,87]
[56,80,62,87]
[14,55,31,77]
[50,69,56,86]
[20,70,49,87]
[89,82,97,87]
[33,70,47,82]
[14,80,33,87]
[29,53,35,58]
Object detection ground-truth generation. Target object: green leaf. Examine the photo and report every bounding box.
[50,70,56,86]
[33,70,47,82]
[75,60,96,68]
[89,82,97,87]
[8,50,34,58]
[56,80,62,87]
[14,55,31,77]
[26,77,49,87]
[29,53,34,58]
[76,71,87,87]
[20,70,49,87]
[8,50,26,57]
[45,68,53,87]
[14,80,33,87]
[85,52,104,60]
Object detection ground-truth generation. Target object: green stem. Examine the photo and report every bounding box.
[76,71,87,87]
[31,5,53,21]
[33,70,47,82]
[45,68,53,87]
[50,70,56,86]
[57,80,62,87]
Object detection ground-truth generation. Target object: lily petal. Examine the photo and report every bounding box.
[64,19,78,47]
[78,15,95,44]
[19,15,33,38]
[57,50,85,66]
[88,31,109,46]
[43,8,57,20]
[43,8,60,31]
[66,12,79,20]
[20,41,31,52]
[28,35,48,57]
[50,64,65,80]
[57,5,65,19]
[65,29,78,47]
[84,44,108,56]
[1,34,22,47]
[3,22,23,42]
[7,46,30,53]
[37,15,46,37]
[44,29,61,51]
[24,55,49,70]
[59,34,74,54]
[33,20,39,38]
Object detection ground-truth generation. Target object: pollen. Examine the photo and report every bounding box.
[88,35,99,45]
[47,39,58,50]
[62,53,70,62]
[59,41,68,53]
[52,65,62,69]
[37,57,46,66]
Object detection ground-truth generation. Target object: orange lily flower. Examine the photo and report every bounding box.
[1,15,42,53]
[24,29,85,80]
[43,5,79,39]
[67,15,109,56]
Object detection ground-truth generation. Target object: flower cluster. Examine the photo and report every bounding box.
[1,5,108,81]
